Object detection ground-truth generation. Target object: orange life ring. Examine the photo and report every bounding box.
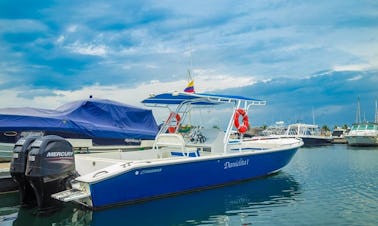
[166,112,181,133]
[233,108,249,134]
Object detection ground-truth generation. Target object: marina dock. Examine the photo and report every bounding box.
[0,162,9,168]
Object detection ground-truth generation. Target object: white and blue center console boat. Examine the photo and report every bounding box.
[52,92,303,209]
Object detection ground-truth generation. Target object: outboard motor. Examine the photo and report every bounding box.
[25,135,76,213]
[10,135,41,207]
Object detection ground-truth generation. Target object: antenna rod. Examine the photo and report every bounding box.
[356,96,361,123]
[375,99,377,123]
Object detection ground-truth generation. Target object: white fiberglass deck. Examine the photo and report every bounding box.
[74,129,301,177]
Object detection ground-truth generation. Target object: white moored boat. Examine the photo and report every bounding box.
[345,99,378,146]
[283,123,332,146]
[345,123,378,146]
[49,91,303,209]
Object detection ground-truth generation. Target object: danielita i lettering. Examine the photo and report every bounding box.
[224,158,249,169]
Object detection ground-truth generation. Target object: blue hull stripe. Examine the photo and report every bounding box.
[90,148,298,209]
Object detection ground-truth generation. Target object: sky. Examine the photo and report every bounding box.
[0,0,377,128]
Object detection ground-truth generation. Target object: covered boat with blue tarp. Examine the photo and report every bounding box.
[0,98,159,146]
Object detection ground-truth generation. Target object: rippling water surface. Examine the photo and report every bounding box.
[1,145,377,225]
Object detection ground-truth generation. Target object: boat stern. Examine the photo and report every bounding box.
[52,180,93,208]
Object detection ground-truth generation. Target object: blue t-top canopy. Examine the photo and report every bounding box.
[142,92,266,106]
[0,99,159,140]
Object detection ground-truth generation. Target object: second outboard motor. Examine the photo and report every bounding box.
[10,135,41,207]
[25,135,76,213]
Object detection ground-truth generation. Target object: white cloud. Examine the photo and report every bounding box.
[192,69,256,91]
[333,64,372,72]
[1,0,378,123]
[347,75,362,81]
[67,25,78,33]
[0,74,257,110]
[66,41,108,56]
[56,35,65,43]
[315,105,345,116]
[0,89,60,109]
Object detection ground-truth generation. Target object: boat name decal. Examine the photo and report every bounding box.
[124,138,141,143]
[139,168,162,175]
[224,158,249,169]
[46,152,73,158]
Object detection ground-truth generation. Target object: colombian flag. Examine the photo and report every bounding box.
[184,80,195,93]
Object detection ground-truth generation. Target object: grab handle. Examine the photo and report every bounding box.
[93,170,108,178]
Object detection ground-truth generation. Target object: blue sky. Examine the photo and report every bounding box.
[0,0,377,127]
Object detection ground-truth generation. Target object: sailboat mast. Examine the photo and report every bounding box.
[375,99,377,123]
[355,97,361,123]
[185,20,193,83]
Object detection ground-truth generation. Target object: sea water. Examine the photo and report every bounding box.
[1,145,377,226]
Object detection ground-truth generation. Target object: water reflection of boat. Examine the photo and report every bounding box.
[12,204,92,226]
[0,192,19,208]
[94,173,300,225]
[89,173,299,225]
[0,192,91,226]
[2,172,300,225]
[0,192,19,225]
[0,212,18,225]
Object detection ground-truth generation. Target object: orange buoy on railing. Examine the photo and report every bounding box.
[233,108,249,134]
[166,112,181,133]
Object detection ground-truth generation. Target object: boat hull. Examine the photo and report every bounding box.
[345,136,378,146]
[0,131,142,147]
[301,137,333,146]
[273,136,332,147]
[88,147,298,209]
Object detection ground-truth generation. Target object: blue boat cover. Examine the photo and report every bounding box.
[0,99,158,140]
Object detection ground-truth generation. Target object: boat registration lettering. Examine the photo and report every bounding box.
[224,158,249,169]
[138,168,162,175]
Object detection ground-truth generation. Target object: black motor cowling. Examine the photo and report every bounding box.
[10,135,41,207]
[25,135,76,212]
